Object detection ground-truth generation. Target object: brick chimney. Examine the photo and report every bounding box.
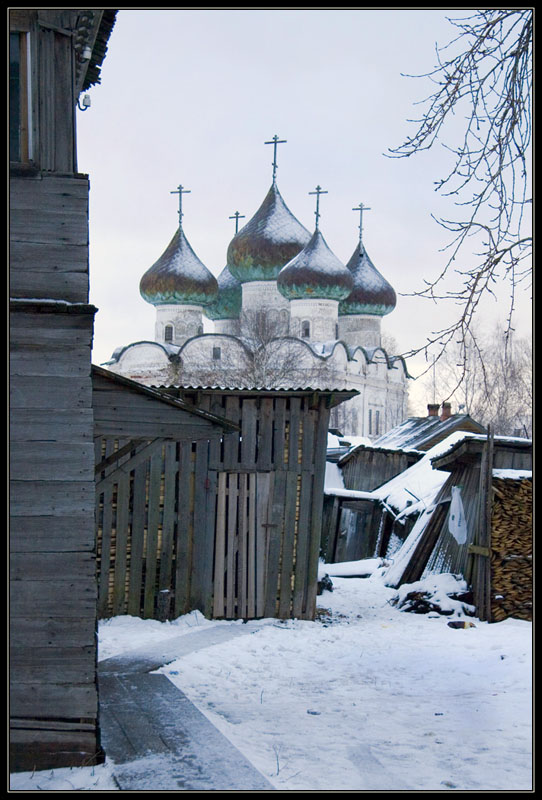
[440,401,452,421]
[427,403,440,417]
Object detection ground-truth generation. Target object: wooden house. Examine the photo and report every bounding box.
[322,404,486,564]
[383,434,532,622]
[9,9,117,772]
[96,385,358,623]
[372,402,486,452]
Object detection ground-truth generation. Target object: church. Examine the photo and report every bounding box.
[104,138,410,439]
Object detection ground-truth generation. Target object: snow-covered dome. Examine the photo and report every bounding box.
[140,226,218,307]
[277,228,354,301]
[227,183,311,283]
[339,241,396,317]
[204,264,242,320]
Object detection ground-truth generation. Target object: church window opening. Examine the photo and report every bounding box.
[164,324,174,343]
[212,346,222,361]
[368,409,372,435]
[375,409,380,436]
[301,320,310,339]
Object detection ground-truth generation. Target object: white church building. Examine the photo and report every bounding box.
[104,143,410,439]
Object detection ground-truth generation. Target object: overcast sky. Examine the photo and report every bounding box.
[76,8,532,407]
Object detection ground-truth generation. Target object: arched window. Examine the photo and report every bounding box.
[164,324,174,343]
[301,320,310,339]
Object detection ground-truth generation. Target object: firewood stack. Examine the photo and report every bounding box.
[490,477,532,622]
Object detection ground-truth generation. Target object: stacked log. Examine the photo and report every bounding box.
[490,476,532,622]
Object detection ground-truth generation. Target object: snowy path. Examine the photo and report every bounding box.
[10,570,532,792]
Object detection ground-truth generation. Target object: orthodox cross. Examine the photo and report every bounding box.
[229,210,245,234]
[309,185,328,230]
[264,135,287,184]
[170,184,191,228]
[352,202,371,243]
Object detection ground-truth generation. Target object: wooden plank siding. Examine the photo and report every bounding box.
[10,176,90,303]
[10,301,100,771]
[95,389,353,624]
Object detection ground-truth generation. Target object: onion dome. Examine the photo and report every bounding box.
[204,264,242,320]
[227,183,311,283]
[139,189,218,306]
[339,241,396,316]
[277,228,354,301]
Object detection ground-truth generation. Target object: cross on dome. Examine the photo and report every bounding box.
[228,210,245,234]
[352,202,372,244]
[170,184,191,229]
[309,185,328,230]
[264,135,287,185]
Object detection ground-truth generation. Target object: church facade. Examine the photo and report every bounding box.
[105,147,410,440]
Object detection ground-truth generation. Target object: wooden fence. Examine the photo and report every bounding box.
[96,389,349,622]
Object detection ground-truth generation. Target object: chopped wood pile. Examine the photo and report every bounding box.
[490,477,532,622]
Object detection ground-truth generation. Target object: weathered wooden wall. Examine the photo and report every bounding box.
[339,447,421,492]
[321,446,422,564]
[10,9,81,173]
[10,175,90,302]
[96,390,335,622]
[10,301,100,771]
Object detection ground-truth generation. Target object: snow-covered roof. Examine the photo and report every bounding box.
[372,413,486,452]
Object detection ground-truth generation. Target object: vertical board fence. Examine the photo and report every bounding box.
[96,389,350,622]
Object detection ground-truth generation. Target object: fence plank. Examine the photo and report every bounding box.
[258,398,274,470]
[143,449,163,618]
[292,471,313,618]
[174,442,194,617]
[238,473,248,619]
[247,474,257,618]
[97,439,115,618]
[112,472,130,616]
[255,472,271,617]
[287,397,302,470]
[158,443,178,604]
[279,471,299,618]
[213,472,227,618]
[226,474,238,619]
[127,461,148,616]
[264,469,286,618]
[241,400,257,469]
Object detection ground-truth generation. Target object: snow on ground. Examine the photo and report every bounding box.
[10,566,532,792]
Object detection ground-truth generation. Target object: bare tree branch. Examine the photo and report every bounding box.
[388,10,532,364]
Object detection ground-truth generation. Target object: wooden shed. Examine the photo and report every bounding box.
[96,385,357,623]
[9,9,116,772]
[383,433,532,622]
[322,406,487,565]
[322,444,423,563]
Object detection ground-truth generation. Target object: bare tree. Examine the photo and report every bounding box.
[389,10,532,366]
[419,322,532,437]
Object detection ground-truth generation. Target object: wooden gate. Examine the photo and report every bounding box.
[95,389,355,622]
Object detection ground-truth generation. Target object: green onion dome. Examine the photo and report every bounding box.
[227,183,311,283]
[203,264,242,320]
[338,241,396,316]
[277,229,354,301]
[140,226,218,307]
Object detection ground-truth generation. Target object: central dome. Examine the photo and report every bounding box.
[227,183,311,283]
